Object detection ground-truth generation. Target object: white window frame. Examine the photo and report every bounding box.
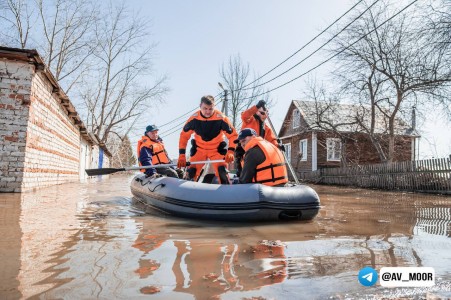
[292,109,300,129]
[299,139,308,161]
[326,138,342,161]
[283,143,291,163]
[312,132,317,171]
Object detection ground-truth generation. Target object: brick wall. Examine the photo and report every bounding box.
[0,61,32,192]
[1,49,110,192]
[20,70,81,191]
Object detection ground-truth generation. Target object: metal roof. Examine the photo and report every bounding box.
[292,100,419,136]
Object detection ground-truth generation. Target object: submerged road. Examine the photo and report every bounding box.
[1,174,450,299]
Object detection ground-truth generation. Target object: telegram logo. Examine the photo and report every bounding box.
[358,267,378,286]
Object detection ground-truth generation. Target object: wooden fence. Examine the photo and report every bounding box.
[299,157,451,194]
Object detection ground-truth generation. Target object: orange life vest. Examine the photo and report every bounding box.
[137,136,171,172]
[244,136,288,186]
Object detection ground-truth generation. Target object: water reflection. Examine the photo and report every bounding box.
[0,193,22,300]
[415,207,451,236]
[131,220,288,298]
[0,176,450,299]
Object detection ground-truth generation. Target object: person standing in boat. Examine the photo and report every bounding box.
[177,95,238,184]
[235,100,284,177]
[235,128,288,187]
[137,124,184,178]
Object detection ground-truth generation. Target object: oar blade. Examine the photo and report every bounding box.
[85,167,125,176]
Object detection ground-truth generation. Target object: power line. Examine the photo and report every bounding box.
[239,0,367,90]
[159,97,226,138]
[159,0,409,136]
[158,91,223,128]
[159,118,187,136]
[157,107,198,128]
[239,0,382,92]
[238,0,420,102]
[157,1,367,130]
[160,122,186,138]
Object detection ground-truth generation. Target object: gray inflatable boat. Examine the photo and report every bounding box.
[130,174,320,222]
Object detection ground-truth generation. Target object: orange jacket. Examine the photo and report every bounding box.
[137,136,171,171]
[244,136,288,186]
[179,109,238,154]
[241,105,278,146]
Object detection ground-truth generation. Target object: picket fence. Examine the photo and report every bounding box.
[299,157,451,194]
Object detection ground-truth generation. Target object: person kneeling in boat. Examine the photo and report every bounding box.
[137,124,184,178]
[235,128,288,187]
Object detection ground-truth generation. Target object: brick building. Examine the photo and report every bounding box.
[0,47,110,192]
[279,100,419,177]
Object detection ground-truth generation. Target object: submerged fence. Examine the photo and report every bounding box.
[300,157,451,194]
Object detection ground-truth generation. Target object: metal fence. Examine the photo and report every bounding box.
[299,157,451,194]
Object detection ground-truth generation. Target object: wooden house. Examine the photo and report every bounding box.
[278,100,419,177]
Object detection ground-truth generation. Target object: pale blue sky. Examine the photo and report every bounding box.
[127,0,449,159]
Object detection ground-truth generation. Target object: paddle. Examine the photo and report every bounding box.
[85,159,225,176]
[266,115,300,184]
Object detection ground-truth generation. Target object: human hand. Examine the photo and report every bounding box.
[256,100,266,109]
[177,154,186,168]
[147,173,163,179]
[145,172,155,178]
[225,151,235,163]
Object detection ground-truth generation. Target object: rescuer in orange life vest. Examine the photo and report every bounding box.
[177,95,238,184]
[235,100,285,177]
[235,128,288,187]
[137,125,184,178]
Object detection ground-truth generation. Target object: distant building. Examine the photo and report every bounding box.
[279,100,419,177]
[0,46,110,192]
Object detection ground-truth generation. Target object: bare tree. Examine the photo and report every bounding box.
[331,0,451,161]
[219,54,271,129]
[36,0,97,93]
[421,0,451,119]
[80,3,168,144]
[303,81,360,166]
[426,0,450,47]
[332,52,392,161]
[0,0,98,94]
[107,134,136,168]
[0,0,34,48]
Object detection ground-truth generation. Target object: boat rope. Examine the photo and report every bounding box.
[149,183,166,192]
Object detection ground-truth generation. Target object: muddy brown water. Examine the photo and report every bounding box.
[0,174,450,300]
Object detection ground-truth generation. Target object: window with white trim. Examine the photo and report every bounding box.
[283,143,291,163]
[299,139,307,161]
[326,138,342,161]
[292,109,300,128]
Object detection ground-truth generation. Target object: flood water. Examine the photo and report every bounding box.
[1,175,450,300]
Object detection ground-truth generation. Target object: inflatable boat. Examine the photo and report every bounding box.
[130,174,320,222]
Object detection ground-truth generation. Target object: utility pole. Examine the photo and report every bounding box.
[218,82,228,116]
